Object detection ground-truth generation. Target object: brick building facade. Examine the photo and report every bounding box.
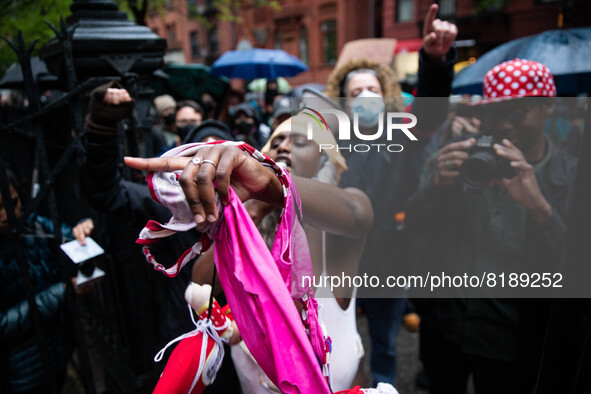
[147,0,590,86]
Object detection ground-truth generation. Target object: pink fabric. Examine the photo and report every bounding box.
[213,185,330,394]
[137,141,330,392]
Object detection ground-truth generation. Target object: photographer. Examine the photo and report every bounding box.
[405,60,577,393]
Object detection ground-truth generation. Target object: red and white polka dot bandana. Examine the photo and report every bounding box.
[483,59,557,100]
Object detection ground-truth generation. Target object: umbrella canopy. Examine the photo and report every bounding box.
[152,63,229,102]
[0,57,59,89]
[210,49,308,79]
[288,83,326,98]
[453,27,591,95]
[247,77,291,93]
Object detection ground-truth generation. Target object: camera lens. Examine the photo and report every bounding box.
[459,151,497,189]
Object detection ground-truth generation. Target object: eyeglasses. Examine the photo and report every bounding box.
[176,119,200,127]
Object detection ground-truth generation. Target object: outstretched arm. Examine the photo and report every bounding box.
[124,144,284,230]
[126,153,372,239]
[294,177,373,239]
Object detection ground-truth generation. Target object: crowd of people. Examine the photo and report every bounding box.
[0,3,584,394]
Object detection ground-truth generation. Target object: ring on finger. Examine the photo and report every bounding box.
[192,157,202,165]
[201,159,218,168]
[445,159,452,170]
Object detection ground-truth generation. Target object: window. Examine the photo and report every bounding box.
[439,0,455,17]
[208,28,219,56]
[167,24,176,49]
[396,0,413,22]
[190,31,199,58]
[321,20,337,65]
[274,29,282,50]
[299,25,308,65]
[475,0,504,11]
[188,0,197,16]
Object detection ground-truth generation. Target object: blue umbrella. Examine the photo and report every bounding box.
[453,27,591,95]
[210,48,308,79]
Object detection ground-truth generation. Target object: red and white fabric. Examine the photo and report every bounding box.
[136,140,284,278]
[137,140,332,393]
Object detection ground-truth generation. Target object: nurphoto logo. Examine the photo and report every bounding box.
[302,106,418,153]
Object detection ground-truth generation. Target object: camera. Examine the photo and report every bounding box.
[458,133,515,190]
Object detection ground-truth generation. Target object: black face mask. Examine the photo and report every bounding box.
[265,88,278,106]
[234,122,254,137]
[176,125,195,141]
[163,112,175,126]
[201,101,215,114]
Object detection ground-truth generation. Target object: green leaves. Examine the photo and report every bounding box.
[0,0,71,74]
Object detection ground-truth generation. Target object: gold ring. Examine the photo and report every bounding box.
[191,157,202,165]
[445,159,452,170]
[201,159,218,168]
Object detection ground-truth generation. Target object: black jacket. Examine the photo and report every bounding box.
[0,216,74,393]
[77,85,197,380]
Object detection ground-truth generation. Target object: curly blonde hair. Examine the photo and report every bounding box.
[323,58,405,112]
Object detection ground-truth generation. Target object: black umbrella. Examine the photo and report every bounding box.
[0,57,59,89]
[151,63,230,102]
[453,27,591,95]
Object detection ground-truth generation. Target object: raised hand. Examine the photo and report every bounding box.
[103,88,132,105]
[422,3,458,62]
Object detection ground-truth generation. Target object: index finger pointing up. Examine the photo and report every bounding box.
[423,3,439,36]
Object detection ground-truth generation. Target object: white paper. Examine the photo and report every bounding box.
[60,237,104,264]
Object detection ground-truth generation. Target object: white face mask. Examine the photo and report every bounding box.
[350,90,385,128]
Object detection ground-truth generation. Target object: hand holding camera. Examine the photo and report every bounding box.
[436,135,552,224]
[435,138,475,188]
[437,131,517,190]
[458,134,516,190]
[493,139,552,224]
